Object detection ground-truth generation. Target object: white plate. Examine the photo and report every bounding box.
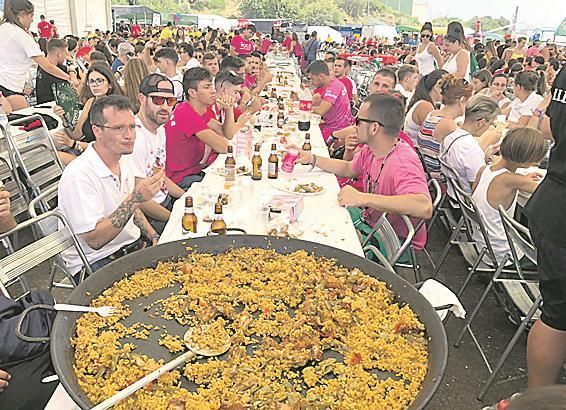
[272,179,326,196]
[206,165,251,177]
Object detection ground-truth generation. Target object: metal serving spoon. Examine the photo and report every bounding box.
[90,324,231,410]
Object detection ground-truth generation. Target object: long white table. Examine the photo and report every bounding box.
[159,60,363,257]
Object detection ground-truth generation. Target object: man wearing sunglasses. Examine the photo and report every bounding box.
[131,74,185,234]
[295,94,432,257]
[111,42,134,74]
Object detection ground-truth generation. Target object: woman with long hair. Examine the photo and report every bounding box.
[175,27,185,44]
[290,32,303,62]
[122,58,149,113]
[442,23,471,81]
[504,70,546,128]
[417,75,473,180]
[414,22,443,76]
[404,69,446,144]
[52,63,122,163]
[0,0,70,109]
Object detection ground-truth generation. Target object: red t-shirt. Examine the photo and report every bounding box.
[131,24,142,37]
[231,35,255,55]
[261,39,272,54]
[282,36,292,50]
[338,76,354,101]
[38,21,53,39]
[165,102,215,183]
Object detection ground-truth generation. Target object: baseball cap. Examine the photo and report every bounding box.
[139,73,175,95]
[118,42,135,56]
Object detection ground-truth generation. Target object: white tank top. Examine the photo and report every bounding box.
[404,100,424,145]
[471,165,522,264]
[414,43,435,76]
[442,49,471,82]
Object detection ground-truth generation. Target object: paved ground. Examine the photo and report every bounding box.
[17,221,565,409]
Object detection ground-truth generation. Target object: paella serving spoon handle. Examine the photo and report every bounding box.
[90,350,196,410]
[53,303,114,317]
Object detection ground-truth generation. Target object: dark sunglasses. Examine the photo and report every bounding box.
[421,34,431,39]
[148,95,177,106]
[355,117,385,127]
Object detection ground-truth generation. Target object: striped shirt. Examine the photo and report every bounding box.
[417,113,443,180]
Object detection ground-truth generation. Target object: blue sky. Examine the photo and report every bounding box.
[428,0,564,28]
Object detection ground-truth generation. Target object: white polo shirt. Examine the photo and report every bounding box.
[130,116,168,204]
[507,91,544,123]
[58,143,141,274]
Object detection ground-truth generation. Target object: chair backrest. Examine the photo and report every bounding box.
[452,182,499,265]
[438,156,464,192]
[499,205,537,271]
[362,212,415,266]
[28,185,58,235]
[0,210,93,298]
[5,115,64,201]
[0,156,28,221]
[414,178,442,234]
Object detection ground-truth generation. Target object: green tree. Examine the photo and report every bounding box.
[431,16,462,28]
[238,0,299,19]
[465,16,510,32]
[298,0,345,25]
[336,0,367,20]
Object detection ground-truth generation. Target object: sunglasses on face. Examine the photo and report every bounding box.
[147,95,177,106]
[87,78,106,87]
[421,34,431,39]
[355,117,385,127]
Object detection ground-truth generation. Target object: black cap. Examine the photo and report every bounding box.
[139,73,174,95]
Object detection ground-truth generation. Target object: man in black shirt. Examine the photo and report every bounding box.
[524,66,566,387]
[35,39,69,104]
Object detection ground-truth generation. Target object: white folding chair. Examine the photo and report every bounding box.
[5,115,64,203]
[361,212,415,273]
[470,206,541,400]
[0,210,93,299]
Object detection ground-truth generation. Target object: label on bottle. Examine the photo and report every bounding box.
[277,118,284,128]
[268,162,277,176]
[225,165,236,182]
[299,99,312,112]
[215,213,224,220]
[185,206,193,214]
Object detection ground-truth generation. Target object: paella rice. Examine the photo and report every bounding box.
[72,248,428,409]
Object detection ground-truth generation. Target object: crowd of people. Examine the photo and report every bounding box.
[0,0,565,408]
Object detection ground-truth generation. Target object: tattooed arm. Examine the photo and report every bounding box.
[133,209,158,242]
[81,172,164,250]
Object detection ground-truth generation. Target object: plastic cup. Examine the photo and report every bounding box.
[281,148,299,173]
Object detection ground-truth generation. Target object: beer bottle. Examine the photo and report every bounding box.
[302,133,312,151]
[225,145,236,186]
[277,111,285,128]
[182,196,198,234]
[268,143,278,179]
[251,144,262,180]
[210,202,227,235]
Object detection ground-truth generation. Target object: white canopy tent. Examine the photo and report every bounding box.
[192,14,235,32]
[30,0,112,36]
[362,21,399,41]
[307,26,343,44]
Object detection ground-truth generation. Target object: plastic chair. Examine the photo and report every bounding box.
[0,155,30,253]
[361,212,415,271]
[0,210,93,299]
[5,115,64,203]
[467,206,541,400]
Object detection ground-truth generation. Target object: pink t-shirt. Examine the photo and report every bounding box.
[244,74,257,90]
[231,35,255,55]
[320,78,353,142]
[165,102,215,184]
[261,39,272,54]
[282,36,292,50]
[351,141,430,250]
[527,47,540,57]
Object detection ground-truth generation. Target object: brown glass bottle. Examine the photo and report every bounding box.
[251,144,262,180]
[225,145,236,185]
[210,202,227,235]
[268,143,278,179]
[277,111,285,128]
[182,196,197,234]
[302,133,312,151]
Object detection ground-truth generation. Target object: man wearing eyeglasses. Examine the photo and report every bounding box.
[58,95,163,277]
[131,74,185,234]
[111,42,134,74]
[294,94,432,257]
